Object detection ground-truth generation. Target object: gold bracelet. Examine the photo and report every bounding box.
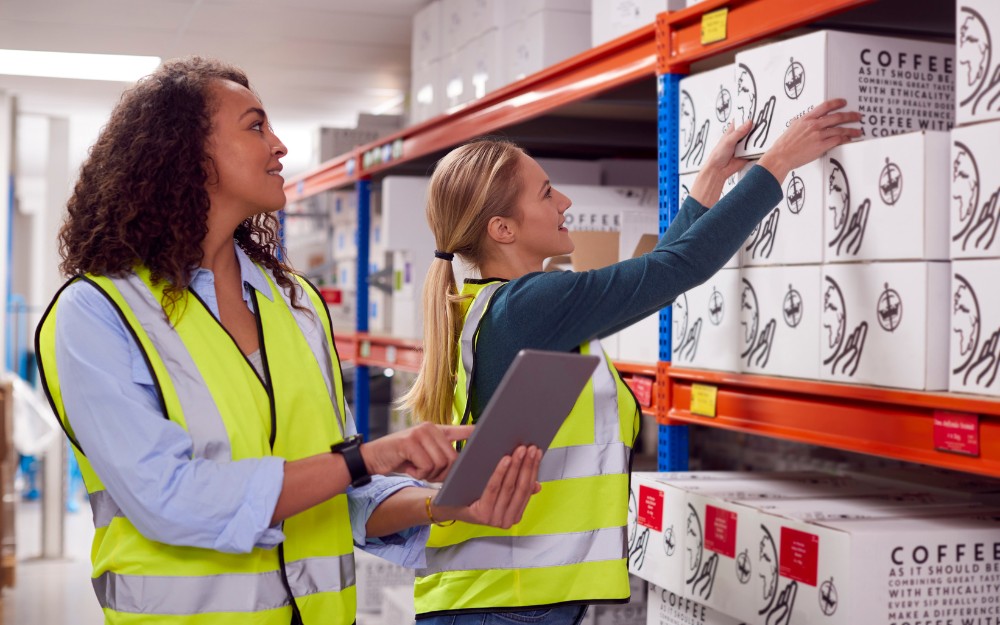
[425,495,456,527]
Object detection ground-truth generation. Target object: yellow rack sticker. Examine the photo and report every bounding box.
[690,383,718,418]
[701,8,729,45]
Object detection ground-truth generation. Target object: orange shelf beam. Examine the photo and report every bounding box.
[661,367,1000,478]
[657,0,874,73]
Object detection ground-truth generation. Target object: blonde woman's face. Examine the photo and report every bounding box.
[513,153,575,263]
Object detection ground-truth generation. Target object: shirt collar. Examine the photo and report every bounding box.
[188,241,275,303]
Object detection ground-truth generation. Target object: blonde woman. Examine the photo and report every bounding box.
[403,99,862,625]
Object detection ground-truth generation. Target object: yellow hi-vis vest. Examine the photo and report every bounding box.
[35,266,356,625]
[414,279,642,616]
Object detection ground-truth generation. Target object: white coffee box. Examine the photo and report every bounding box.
[951,259,1000,397]
[628,473,695,594]
[733,31,954,158]
[440,51,469,111]
[738,266,821,379]
[819,262,950,390]
[412,0,442,70]
[354,549,416,614]
[380,585,415,625]
[591,0,685,48]
[410,59,441,125]
[957,1,1000,126]
[727,511,1000,625]
[678,169,741,268]
[823,131,950,262]
[740,160,824,266]
[502,10,592,83]
[670,268,740,370]
[950,121,1000,259]
[461,29,503,100]
[647,584,748,625]
[678,65,736,174]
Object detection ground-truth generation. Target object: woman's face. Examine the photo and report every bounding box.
[513,153,574,262]
[204,79,288,219]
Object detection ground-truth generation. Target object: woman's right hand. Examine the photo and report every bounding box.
[757,98,863,183]
[360,422,474,482]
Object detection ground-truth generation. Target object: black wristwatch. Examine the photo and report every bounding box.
[331,434,371,488]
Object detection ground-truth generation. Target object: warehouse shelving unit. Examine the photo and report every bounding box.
[286,0,1000,479]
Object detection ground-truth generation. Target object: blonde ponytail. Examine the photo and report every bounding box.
[399,139,525,424]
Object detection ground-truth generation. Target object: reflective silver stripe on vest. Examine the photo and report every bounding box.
[110,275,232,463]
[589,342,621,446]
[460,282,505,399]
[286,280,345,438]
[90,490,124,529]
[419,527,626,576]
[286,554,356,597]
[537,442,630,483]
[92,553,354,615]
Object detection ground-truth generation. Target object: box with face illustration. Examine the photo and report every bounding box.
[823,131,950,263]
[950,259,1000,397]
[678,65,736,175]
[950,121,1000,259]
[670,268,740,370]
[627,472,698,596]
[733,31,954,158]
[739,160,824,266]
[737,266,821,379]
[819,262,950,390]
[957,1,1000,126]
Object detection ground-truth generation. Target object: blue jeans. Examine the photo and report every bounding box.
[417,605,588,625]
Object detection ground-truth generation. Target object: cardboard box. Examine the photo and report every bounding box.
[502,10,592,83]
[951,259,1000,397]
[628,472,697,594]
[411,0,442,70]
[647,584,746,625]
[957,1,1000,126]
[820,262,950,390]
[733,31,954,158]
[440,52,469,111]
[678,65,736,174]
[678,170,740,268]
[950,121,1000,259]
[410,59,441,124]
[380,585,415,625]
[354,549,415,614]
[591,0,685,48]
[670,268,740,370]
[824,131,950,262]
[461,28,503,100]
[740,160,824,266]
[725,511,1000,625]
[738,266,821,379]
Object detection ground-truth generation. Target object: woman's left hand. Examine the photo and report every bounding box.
[433,445,543,529]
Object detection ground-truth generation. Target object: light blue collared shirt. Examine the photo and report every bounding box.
[53,243,428,566]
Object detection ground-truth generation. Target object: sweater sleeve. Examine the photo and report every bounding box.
[473,165,781,407]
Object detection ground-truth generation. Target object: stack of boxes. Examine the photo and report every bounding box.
[673,30,959,391]
[949,1,1000,399]
[630,470,1000,625]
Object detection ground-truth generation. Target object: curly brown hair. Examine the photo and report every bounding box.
[59,55,300,313]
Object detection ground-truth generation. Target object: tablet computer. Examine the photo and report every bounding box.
[434,348,600,507]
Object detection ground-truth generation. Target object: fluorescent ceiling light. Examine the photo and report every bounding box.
[0,49,161,82]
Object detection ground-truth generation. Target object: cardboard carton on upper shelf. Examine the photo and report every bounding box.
[410,59,441,125]
[819,262,950,391]
[647,584,745,625]
[460,29,503,101]
[738,265,821,380]
[733,30,954,158]
[957,0,1000,126]
[950,259,1000,398]
[591,0,686,48]
[677,64,736,174]
[670,268,740,371]
[411,0,442,71]
[501,9,592,84]
[950,120,1000,259]
[739,159,824,266]
[678,166,742,269]
[824,131,950,263]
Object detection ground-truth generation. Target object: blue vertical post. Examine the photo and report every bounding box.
[657,71,689,471]
[354,179,371,439]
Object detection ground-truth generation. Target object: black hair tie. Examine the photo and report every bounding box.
[434,250,454,262]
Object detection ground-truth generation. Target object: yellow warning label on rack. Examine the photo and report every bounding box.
[701,8,728,45]
[690,383,718,418]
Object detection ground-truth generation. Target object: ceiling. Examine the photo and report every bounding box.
[0,0,428,177]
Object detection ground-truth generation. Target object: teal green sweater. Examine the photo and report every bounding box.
[467,164,783,417]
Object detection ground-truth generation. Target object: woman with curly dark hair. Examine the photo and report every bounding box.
[35,56,540,625]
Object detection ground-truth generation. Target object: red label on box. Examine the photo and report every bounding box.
[637,485,664,532]
[933,410,980,457]
[704,505,737,558]
[626,376,653,408]
[780,526,819,587]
